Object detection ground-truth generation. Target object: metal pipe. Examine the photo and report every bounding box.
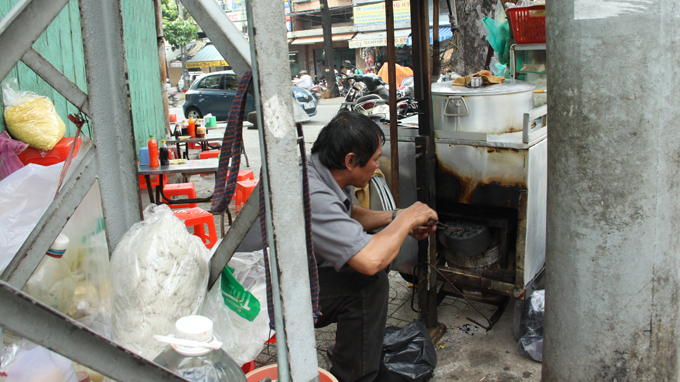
[80,0,142,251]
[180,0,251,79]
[1,149,97,289]
[411,0,439,328]
[0,281,188,382]
[20,48,91,116]
[246,1,319,381]
[0,0,69,81]
[209,183,260,288]
[385,0,399,207]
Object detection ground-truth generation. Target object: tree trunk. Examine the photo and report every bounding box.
[449,0,494,76]
[320,0,339,97]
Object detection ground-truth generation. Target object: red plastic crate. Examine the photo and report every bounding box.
[507,5,546,44]
[18,136,81,166]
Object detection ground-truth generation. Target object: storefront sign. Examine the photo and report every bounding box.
[186,60,228,69]
[353,1,410,26]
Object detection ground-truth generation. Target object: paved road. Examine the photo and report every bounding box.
[168,96,344,178]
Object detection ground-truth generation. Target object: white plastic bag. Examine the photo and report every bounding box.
[0,145,86,272]
[110,204,210,360]
[200,250,272,366]
[1,340,77,382]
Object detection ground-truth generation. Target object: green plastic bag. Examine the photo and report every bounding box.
[483,17,510,65]
[220,265,260,322]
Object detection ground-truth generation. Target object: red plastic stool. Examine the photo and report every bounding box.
[139,174,167,190]
[173,207,218,248]
[237,169,254,181]
[162,183,198,209]
[200,149,220,159]
[235,178,258,214]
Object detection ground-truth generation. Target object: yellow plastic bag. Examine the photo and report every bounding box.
[2,79,66,151]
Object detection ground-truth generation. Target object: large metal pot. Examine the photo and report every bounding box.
[432,79,535,134]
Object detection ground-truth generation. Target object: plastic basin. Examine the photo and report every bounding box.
[245,365,337,382]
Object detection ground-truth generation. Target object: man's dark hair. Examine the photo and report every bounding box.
[312,111,385,170]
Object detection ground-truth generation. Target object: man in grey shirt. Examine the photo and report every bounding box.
[309,111,438,382]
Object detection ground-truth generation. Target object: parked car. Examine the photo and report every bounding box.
[183,71,317,120]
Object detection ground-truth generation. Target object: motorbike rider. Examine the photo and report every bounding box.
[294,70,313,90]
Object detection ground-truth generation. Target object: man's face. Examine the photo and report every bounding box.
[352,145,382,188]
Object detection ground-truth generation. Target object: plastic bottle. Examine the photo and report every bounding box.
[22,234,75,314]
[188,117,196,138]
[153,315,248,382]
[160,140,170,166]
[149,135,159,167]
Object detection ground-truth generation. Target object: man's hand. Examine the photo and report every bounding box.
[395,202,438,240]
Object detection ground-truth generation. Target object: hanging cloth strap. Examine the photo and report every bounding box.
[211,69,252,214]
[260,123,321,329]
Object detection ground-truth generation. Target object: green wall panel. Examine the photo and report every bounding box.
[0,0,165,152]
[121,0,165,150]
[0,0,90,137]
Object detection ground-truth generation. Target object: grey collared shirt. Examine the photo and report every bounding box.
[308,153,372,271]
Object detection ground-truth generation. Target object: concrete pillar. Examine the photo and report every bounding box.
[543,1,680,380]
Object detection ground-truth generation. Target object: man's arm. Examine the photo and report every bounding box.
[347,202,437,275]
[351,205,392,232]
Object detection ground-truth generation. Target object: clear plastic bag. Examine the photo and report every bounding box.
[2,79,65,151]
[517,289,544,362]
[199,250,271,366]
[0,340,78,382]
[61,180,112,339]
[110,204,210,360]
[0,130,27,180]
[376,319,437,382]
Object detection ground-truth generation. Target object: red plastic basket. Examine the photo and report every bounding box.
[506,5,546,44]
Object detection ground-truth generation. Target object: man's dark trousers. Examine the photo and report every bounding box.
[315,266,389,382]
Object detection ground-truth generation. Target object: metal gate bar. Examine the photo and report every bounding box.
[246,0,319,380]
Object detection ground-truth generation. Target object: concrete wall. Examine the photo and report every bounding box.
[543,0,680,380]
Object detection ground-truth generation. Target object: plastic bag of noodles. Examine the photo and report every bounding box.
[2,78,65,151]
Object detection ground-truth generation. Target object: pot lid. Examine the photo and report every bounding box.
[431,79,535,96]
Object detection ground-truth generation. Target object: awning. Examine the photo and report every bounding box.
[186,44,228,68]
[348,29,411,49]
[407,27,453,46]
[290,33,355,45]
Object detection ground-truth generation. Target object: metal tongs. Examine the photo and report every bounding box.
[428,217,467,232]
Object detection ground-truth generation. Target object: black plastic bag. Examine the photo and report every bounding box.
[517,289,544,362]
[375,319,437,382]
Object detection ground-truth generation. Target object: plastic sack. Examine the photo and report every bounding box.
[0,340,77,382]
[517,289,544,362]
[0,130,27,180]
[60,180,112,339]
[0,145,86,272]
[375,319,437,382]
[2,79,66,151]
[482,17,510,65]
[200,250,271,366]
[110,204,210,360]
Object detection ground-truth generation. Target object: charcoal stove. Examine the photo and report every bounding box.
[377,87,547,300]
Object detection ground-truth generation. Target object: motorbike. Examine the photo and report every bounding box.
[339,72,417,122]
[168,90,179,107]
[309,83,323,100]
